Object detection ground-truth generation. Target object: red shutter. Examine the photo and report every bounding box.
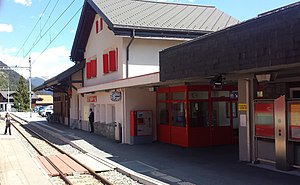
[109,50,116,71]
[96,20,99,33]
[88,62,92,79]
[91,59,97,77]
[100,17,103,31]
[103,54,109,74]
[86,62,91,79]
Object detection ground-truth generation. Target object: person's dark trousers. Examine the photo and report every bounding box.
[4,125,11,135]
[90,121,94,133]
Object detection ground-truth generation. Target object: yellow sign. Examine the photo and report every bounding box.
[238,103,247,111]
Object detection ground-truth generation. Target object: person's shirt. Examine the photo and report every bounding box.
[89,111,94,122]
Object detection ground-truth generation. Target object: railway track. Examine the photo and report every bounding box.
[10,115,143,185]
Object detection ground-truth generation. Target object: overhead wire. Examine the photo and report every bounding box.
[32,0,61,47]
[31,5,83,65]
[14,0,53,61]
[22,0,77,61]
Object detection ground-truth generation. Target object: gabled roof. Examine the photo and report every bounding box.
[91,0,238,32]
[0,91,39,100]
[71,0,239,62]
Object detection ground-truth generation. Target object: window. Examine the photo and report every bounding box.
[171,102,186,127]
[103,48,118,74]
[95,20,99,33]
[189,102,209,127]
[158,103,169,125]
[95,17,103,34]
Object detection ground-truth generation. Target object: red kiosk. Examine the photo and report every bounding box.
[157,85,238,147]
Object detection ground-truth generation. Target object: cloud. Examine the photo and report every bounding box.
[14,0,32,7]
[0,45,74,79]
[30,46,74,79]
[0,24,13,32]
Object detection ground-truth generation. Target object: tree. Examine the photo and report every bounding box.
[13,76,30,112]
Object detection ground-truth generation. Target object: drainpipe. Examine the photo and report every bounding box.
[126,29,135,78]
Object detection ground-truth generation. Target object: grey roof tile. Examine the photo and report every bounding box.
[91,0,239,32]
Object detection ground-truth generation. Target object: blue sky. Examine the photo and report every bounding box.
[0,0,299,79]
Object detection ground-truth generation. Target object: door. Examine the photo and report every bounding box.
[211,101,233,145]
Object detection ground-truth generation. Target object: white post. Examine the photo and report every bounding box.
[29,57,32,118]
[7,70,9,112]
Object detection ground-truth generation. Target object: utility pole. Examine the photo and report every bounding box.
[7,69,9,112]
[0,64,31,113]
[29,57,32,118]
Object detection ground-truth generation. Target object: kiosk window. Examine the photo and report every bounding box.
[158,103,169,125]
[188,102,208,127]
[171,102,186,127]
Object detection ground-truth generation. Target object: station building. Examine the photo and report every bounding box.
[159,2,300,171]
[34,0,300,172]
[67,0,237,144]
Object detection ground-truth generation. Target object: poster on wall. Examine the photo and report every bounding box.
[87,96,97,102]
[290,103,300,139]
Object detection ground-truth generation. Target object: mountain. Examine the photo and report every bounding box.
[0,60,22,91]
[31,77,45,87]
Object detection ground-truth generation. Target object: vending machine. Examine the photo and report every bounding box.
[130,110,153,144]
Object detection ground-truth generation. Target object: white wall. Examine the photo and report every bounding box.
[82,91,122,125]
[122,38,184,78]
[124,87,157,144]
[84,15,123,86]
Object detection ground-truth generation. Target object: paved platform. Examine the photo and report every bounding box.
[0,118,52,185]
[12,113,300,185]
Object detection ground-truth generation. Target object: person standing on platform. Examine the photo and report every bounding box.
[89,108,94,133]
[4,112,11,135]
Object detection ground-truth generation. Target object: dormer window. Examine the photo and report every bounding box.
[95,17,103,34]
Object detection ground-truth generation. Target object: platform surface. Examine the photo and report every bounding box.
[0,119,52,185]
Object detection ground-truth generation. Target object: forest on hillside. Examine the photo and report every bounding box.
[0,61,22,91]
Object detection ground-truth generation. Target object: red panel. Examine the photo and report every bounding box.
[158,125,171,143]
[171,126,188,147]
[90,59,97,77]
[212,126,232,145]
[130,111,135,136]
[100,17,103,30]
[103,54,109,74]
[255,103,273,113]
[255,125,274,137]
[86,62,91,79]
[88,62,92,79]
[95,20,99,33]
[169,86,187,92]
[157,87,170,93]
[188,127,211,147]
[109,50,117,71]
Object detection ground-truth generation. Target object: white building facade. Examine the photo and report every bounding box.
[70,0,239,144]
